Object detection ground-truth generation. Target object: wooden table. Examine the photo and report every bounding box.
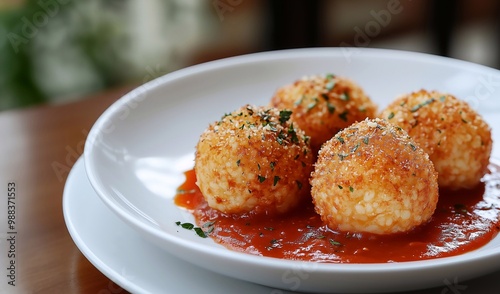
[0,86,135,293]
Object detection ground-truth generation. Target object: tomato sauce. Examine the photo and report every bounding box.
[174,164,500,263]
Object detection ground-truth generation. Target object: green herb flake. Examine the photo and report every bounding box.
[338,153,348,161]
[325,80,336,91]
[329,239,342,246]
[461,118,468,123]
[338,110,349,122]
[337,136,345,144]
[340,91,349,101]
[351,143,359,153]
[246,106,254,115]
[410,98,435,112]
[454,204,468,215]
[326,73,335,80]
[236,159,241,166]
[194,227,208,238]
[288,123,299,143]
[349,186,354,192]
[295,95,305,106]
[270,161,276,171]
[317,235,326,239]
[388,112,395,120]
[258,175,266,183]
[279,110,293,124]
[307,98,319,111]
[409,143,417,151]
[363,136,369,145]
[273,176,281,186]
[265,227,275,231]
[175,221,181,226]
[439,95,446,102]
[181,223,194,230]
[202,221,215,228]
[327,102,335,114]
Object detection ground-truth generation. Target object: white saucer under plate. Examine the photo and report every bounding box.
[63,158,500,294]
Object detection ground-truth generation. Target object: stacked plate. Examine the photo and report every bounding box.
[63,48,500,293]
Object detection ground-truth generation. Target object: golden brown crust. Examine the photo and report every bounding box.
[380,90,492,189]
[270,74,377,153]
[310,118,439,234]
[195,105,314,215]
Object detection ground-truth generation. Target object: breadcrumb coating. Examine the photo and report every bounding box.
[380,90,492,189]
[270,74,377,153]
[310,118,439,234]
[195,105,314,215]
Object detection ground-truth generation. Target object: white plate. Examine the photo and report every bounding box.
[83,48,500,293]
[64,158,500,294]
[63,158,285,294]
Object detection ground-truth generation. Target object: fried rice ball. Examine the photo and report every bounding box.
[270,74,377,153]
[195,105,314,215]
[310,118,439,235]
[380,90,492,189]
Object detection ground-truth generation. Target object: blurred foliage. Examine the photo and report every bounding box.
[0,0,208,111]
[0,3,46,110]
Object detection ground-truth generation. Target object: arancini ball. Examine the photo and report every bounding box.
[270,74,377,152]
[380,90,492,189]
[310,118,439,235]
[195,105,314,215]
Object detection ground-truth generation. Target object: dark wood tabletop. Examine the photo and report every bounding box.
[0,86,136,294]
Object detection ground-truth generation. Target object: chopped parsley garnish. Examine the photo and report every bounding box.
[363,136,369,145]
[340,91,349,101]
[410,98,435,112]
[246,106,254,115]
[454,204,468,215]
[295,95,305,106]
[338,153,348,161]
[273,176,280,186]
[409,143,417,151]
[325,80,336,91]
[388,112,395,119]
[236,159,241,166]
[327,102,336,114]
[258,175,266,183]
[175,221,211,238]
[337,136,345,144]
[440,95,446,102]
[307,98,319,111]
[338,110,349,122]
[338,185,343,189]
[349,186,354,192]
[279,109,293,123]
[351,143,359,153]
[288,123,299,143]
[326,73,335,80]
[329,239,342,246]
[270,161,276,171]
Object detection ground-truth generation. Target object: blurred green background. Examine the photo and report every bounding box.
[1,0,499,111]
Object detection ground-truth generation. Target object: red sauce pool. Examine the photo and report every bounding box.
[174,164,500,263]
